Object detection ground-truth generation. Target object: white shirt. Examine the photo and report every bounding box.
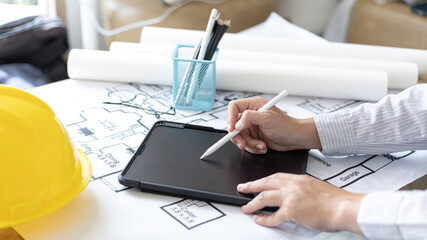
[313,84,427,240]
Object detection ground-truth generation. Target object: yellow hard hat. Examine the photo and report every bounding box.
[0,85,92,228]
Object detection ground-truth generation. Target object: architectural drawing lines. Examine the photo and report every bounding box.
[319,151,415,188]
[375,151,415,172]
[323,155,376,182]
[57,82,423,228]
[340,171,375,189]
[95,170,122,179]
[161,199,226,230]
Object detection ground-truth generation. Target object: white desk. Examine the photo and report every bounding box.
[12,79,427,239]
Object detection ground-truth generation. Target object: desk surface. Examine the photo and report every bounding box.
[2,78,427,240]
[2,174,426,240]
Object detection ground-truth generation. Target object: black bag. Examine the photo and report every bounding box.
[0,15,69,83]
[0,63,49,89]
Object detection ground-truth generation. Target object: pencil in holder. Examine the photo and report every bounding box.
[172,44,219,111]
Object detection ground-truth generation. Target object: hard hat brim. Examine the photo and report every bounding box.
[3,149,92,228]
[75,148,93,195]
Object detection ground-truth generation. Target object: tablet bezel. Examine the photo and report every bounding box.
[119,121,308,206]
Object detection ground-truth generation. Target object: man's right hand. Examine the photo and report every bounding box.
[227,96,322,154]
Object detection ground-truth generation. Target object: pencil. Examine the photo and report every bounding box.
[185,8,219,105]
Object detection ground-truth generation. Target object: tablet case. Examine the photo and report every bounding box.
[119,121,308,206]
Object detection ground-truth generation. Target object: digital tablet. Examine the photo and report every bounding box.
[119,121,308,206]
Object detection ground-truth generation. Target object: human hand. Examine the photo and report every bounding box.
[227,97,321,154]
[237,173,365,234]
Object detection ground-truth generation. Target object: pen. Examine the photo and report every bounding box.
[190,17,230,102]
[198,8,218,61]
[173,37,202,106]
[200,90,289,159]
[185,8,218,105]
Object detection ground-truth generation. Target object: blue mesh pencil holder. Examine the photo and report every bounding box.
[172,44,219,111]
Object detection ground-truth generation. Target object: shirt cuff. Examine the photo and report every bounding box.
[357,191,405,239]
[313,111,357,154]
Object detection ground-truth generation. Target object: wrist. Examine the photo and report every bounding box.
[295,118,322,150]
[333,193,365,234]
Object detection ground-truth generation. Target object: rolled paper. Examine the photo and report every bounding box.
[111,41,418,90]
[140,26,427,80]
[68,48,388,101]
[68,49,172,86]
[215,59,387,101]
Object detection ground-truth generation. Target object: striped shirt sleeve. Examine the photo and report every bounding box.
[313,84,427,155]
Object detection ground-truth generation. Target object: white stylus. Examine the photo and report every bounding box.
[200,90,288,159]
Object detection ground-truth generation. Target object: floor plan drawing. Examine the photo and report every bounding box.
[307,150,416,188]
[37,80,425,230]
[297,98,360,115]
[161,199,226,229]
[15,79,427,240]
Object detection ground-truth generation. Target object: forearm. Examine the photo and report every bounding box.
[314,84,427,155]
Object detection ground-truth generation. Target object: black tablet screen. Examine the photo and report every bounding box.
[120,122,308,206]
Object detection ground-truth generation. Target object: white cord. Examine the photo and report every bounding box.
[81,0,227,37]
[162,0,182,5]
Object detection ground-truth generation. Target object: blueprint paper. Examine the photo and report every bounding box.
[14,79,427,240]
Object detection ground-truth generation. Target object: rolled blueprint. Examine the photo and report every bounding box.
[140,26,427,79]
[110,41,418,90]
[216,60,387,101]
[68,48,388,101]
[68,49,171,85]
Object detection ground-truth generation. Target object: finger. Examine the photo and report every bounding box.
[228,113,243,132]
[253,209,288,227]
[240,132,266,153]
[241,190,283,214]
[231,134,246,149]
[247,123,260,140]
[237,174,283,193]
[244,146,267,154]
[237,110,269,132]
[227,97,268,132]
[227,99,250,132]
[236,113,243,121]
[231,132,266,154]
